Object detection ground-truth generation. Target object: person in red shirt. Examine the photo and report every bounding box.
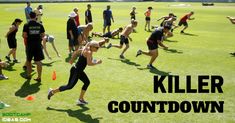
[144,7,152,31]
[73,8,80,26]
[173,11,194,33]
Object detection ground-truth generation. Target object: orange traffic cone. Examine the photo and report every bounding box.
[25,95,35,101]
[52,71,56,80]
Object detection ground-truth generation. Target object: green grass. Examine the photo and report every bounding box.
[0,2,235,123]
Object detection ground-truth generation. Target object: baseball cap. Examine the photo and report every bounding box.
[69,12,77,18]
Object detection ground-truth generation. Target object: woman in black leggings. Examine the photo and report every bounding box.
[47,41,102,105]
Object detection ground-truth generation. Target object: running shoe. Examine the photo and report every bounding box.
[0,74,8,80]
[119,55,125,59]
[47,88,54,100]
[107,43,112,49]
[136,50,142,57]
[5,56,11,62]
[147,64,156,69]
[77,99,88,105]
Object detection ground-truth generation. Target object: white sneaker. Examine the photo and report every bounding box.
[77,99,88,105]
[0,74,8,80]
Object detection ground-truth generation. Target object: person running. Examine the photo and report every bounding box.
[157,13,175,27]
[47,41,102,105]
[130,6,137,20]
[5,18,23,63]
[23,12,45,82]
[67,12,79,54]
[173,11,195,33]
[106,20,138,59]
[161,17,177,38]
[144,7,152,31]
[74,7,80,26]
[0,59,9,80]
[92,27,123,39]
[85,4,92,24]
[42,34,60,60]
[103,5,114,34]
[136,25,170,69]
[25,2,32,22]
[34,5,43,23]
[77,23,93,47]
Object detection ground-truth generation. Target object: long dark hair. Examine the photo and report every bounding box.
[12,18,23,25]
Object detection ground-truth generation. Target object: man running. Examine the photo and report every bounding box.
[173,11,194,33]
[136,25,170,69]
[107,20,138,59]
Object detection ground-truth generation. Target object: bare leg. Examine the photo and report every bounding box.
[112,44,123,49]
[35,61,42,79]
[26,60,32,77]
[12,48,16,60]
[79,90,86,100]
[181,25,188,32]
[107,26,110,33]
[120,44,129,56]
[103,26,106,34]
[149,49,158,65]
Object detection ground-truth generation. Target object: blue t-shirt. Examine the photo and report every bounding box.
[25,6,32,19]
[103,9,112,21]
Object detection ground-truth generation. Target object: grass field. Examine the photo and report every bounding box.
[0,2,235,123]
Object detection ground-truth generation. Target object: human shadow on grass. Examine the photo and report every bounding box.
[164,39,178,43]
[3,62,16,71]
[137,67,170,76]
[108,57,140,67]
[163,48,183,54]
[15,79,41,98]
[47,105,102,123]
[42,60,61,67]
[181,32,198,36]
[230,52,235,57]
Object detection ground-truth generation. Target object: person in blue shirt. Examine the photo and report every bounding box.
[24,2,32,22]
[103,5,114,34]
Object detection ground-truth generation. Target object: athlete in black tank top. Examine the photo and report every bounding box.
[5,18,22,63]
[48,41,102,105]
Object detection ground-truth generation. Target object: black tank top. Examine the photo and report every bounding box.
[75,54,87,71]
[7,24,18,39]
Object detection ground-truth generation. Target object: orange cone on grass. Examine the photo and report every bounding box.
[25,95,35,101]
[52,71,56,80]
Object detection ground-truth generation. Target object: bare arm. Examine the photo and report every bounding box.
[51,42,60,57]
[69,49,82,64]
[157,40,168,49]
[86,51,102,66]
[227,16,235,24]
[157,16,165,21]
[22,32,27,39]
[5,26,16,37]
[42,39,51,59]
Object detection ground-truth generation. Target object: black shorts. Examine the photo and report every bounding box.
[145,17,151,21]
[104,19,111,27]
[7,38,17,48]
[178,21,188,26]
[120,35,129,45]
[102,32,112,38]
[147,40,158,50]
[26,45,44,61]
[68,39,78,47]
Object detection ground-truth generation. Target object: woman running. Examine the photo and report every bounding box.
[48,41,102,105]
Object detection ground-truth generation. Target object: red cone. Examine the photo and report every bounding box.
[52,71,56,80]
[25,95,35,101]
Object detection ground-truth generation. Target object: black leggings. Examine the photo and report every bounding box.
[59,66,90,91]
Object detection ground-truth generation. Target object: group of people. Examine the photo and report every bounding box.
[3,2,233,106]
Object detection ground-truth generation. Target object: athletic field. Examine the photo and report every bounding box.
[0,2,235,123]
